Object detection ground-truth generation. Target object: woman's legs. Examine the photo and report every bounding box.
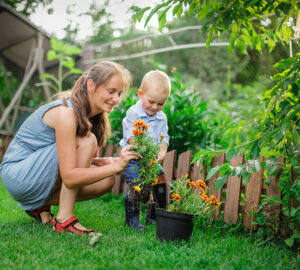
[46,133,115,230]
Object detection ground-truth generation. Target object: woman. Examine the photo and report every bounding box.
[0,61,139,235]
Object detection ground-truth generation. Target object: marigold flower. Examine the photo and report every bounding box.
[195,180,206,189]
[150,158,155,166]
[200,194,209,203]
[133,119,144,128]
[133,185,141,193]
[142,123,149,131]
[133,129,139,136]
[189,181,198,189]
[172,193,181,201]
[160,135,165,139]
[210,195,219,207]
[151,178,158,186]
[200,188,205,195]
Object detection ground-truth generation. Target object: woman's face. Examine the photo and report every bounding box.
[88,74,124,116]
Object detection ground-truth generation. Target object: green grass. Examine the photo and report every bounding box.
[0,179,298,270]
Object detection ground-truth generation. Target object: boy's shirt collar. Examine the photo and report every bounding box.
[136,100,165,120]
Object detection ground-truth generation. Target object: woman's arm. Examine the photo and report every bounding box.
[53,106,136,188]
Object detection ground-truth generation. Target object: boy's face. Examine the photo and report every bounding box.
[138,89,168,116]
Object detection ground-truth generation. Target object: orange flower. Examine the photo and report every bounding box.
[133,129,139,136]
[133,119,144,128]
[160,135,165,139]
[150,158,155,166]
[133,129,144,136]
[200,194,209,203]
[133,185,141,193]
[142,123,149,131]
[199,188,205,195]
[151,178,158,186]
[195,180,206,189]
[189,181,198,189]
[210,195,219,207]
[172,193,181,201]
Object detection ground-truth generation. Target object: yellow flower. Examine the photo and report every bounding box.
[189,181,198,189]
[133,185,141,193]
[210,195,219,207]
[151,178,158,186]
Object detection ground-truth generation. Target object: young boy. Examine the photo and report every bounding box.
[120,70,171,232]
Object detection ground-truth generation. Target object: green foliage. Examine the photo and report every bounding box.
[37,38,82,92]
[3,0,54,16]
[133,0,298,53]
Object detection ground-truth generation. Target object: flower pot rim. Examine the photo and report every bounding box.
[156,208,195,220]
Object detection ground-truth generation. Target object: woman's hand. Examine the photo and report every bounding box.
[117,145,140,171]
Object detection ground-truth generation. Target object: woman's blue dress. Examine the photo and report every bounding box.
[0,99,73,211]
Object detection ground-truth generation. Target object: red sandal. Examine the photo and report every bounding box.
[51,216,100,236]
[25,205,53,225]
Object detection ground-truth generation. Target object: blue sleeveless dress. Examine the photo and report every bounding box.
[0,99,73,211]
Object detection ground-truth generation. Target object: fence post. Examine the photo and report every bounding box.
[242,156,265,230]
[208,153,226,219]
[177,150,192,179]
[224,154,244,225]
[162,150,176,204]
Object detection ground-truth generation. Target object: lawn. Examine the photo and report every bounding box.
[0,179,298,270]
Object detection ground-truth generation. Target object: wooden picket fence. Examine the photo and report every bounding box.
[0,137,286,231]
[99,143,286,231]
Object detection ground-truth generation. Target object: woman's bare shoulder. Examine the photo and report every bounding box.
[43,105,77,128]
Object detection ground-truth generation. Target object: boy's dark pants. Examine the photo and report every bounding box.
[122,160,167,229]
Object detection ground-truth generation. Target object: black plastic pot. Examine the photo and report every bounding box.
[156,208,194,242]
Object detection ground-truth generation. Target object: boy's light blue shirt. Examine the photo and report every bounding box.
[120,100,170,147]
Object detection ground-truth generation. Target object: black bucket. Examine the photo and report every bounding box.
[156,208,194,242]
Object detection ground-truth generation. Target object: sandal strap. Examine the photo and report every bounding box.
[25,205,52,224]
[52,216,95,235]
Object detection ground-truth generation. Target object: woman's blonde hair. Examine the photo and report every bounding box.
[63,61,131,147]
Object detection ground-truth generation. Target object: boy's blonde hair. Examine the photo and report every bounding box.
[140,70,171,96]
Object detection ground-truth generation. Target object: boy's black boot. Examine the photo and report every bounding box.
[124,198,146,232]
[145,204,157,225]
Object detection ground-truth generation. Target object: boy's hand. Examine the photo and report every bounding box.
[157,143,168,162]
[157,151,166,162]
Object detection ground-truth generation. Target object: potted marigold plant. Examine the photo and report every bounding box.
[128,119,163,203]
[156,174,220,242]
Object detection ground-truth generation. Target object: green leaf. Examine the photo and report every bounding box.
[144,2,169,28]
[281,24,292,44]
[47,50,59,61]
[206,163,230,180]
[63,58,75,69]
[285,236,294,247]
[250,141,260,159]
[215,173,230,190]
[50,38,64,52]
[132,6,151,22]
[242,170,251,184]
[206,25,214,51]
[228,23,238,53]
[158,6,171,30]
[62,44,81,56]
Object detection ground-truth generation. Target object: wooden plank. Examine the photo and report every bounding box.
[111,147,122,194]
[265,157,284,226]
[105,143,114,157]
[162,150,176,204]
[191,161,206,181]
[208,153,226,219]
[242,156,265,230]
[224,154,244,225]
[177,150,192,179]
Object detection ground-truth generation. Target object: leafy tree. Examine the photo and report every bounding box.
[3,0,54,16]
[133,0,300,247]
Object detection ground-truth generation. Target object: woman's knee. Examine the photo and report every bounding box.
[76,132,97,153]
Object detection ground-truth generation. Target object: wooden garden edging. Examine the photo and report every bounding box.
[0,138,286,231]
[98,143,286,231]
